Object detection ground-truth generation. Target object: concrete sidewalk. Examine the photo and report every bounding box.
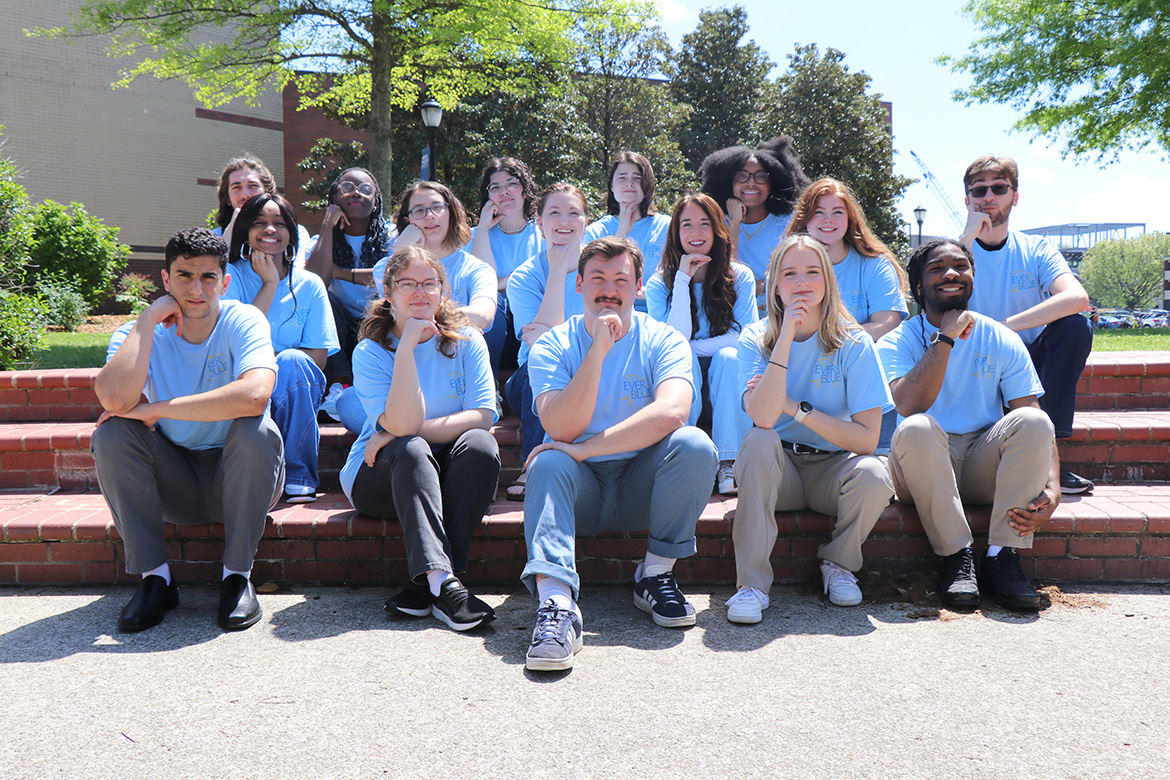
[1,583,1168,779]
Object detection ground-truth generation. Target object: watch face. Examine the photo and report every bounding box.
[799,401,812,414]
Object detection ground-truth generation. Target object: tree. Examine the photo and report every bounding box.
[566,2,694,212]
[941,0,1170,161]
[755,44,913,258]
[36,0,606,190]
[1081,232,1170,310]
[670,6,773,170]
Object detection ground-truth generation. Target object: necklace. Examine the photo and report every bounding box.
[498,220,529,236]
[741,216,769,240]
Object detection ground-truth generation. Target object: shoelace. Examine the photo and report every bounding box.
[533,604,574,642]
[644,573,686,606]
[823,564,857,594]
[726,587,764,606]
[996,551,1029,584]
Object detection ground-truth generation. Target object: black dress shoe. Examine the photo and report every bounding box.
[218,574,262,631]
[118,575,179,633]
[939,546,981,609]
[980,548,1041,610]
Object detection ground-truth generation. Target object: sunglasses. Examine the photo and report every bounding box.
[967,184,1013,198]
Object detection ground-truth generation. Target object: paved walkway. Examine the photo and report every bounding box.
[2,583,1169,779]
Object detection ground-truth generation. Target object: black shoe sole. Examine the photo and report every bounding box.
[939,592,981,610]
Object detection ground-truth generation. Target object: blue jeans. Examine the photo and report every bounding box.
[504,361,542,461]
[484,291,520,379]
[336,384,365,435]
[704,346,752,462]
[270,349,327,492]
[1027,313,1093,439]
[521,426,718,598]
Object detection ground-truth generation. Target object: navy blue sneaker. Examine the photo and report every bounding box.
[525,599,583,671]
[633,569,697,628]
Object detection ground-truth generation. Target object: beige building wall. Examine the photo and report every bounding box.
[0,1,285,265]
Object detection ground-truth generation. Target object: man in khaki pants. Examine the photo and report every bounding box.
[876,239,1060,610]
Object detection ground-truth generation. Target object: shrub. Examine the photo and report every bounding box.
[0,291,46,369]
[115,272,158,315]
[40,276,89,331]
[0,129,31,283]
[28,200,130,309]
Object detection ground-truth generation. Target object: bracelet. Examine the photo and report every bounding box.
[350,268,357,284]
[768,360,787,370]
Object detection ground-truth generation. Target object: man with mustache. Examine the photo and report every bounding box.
[960,155,1093,495]
[521,236,717,671]
[877,239,1059,611]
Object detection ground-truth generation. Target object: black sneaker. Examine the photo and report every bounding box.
[525,599,584,672]
[384,580,434,618]
[980,548,1040,610]
[1059,469,1093,495]
[939,547,981,609]
[633,570,697,628]
[431,578,495,631]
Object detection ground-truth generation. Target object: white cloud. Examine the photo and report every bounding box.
[1067,174,1170,233]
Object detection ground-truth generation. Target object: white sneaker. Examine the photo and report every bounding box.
[821,560,862,607]
[725,586,768,624]
[717,460,737,495]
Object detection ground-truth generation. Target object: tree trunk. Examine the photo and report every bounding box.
[368,10,394,194]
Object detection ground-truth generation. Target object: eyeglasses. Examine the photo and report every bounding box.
[337,181,376,196]
[408,203,448,220]
[967,184,1013,198]
[487,180,521,196]
[393,279,441,295]
[734,170,771,185]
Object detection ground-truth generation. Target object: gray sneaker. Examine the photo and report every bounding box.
[525,599,583,672]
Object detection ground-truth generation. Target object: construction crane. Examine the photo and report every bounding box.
[910,150,965,231]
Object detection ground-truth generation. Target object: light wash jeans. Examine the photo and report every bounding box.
[270,349,327,493]
[521,426,717,598]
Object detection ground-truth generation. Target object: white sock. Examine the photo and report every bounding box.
[640,551,675,578]
[986,545,1003,558]
[536,577,576,614]
[222,566,251,581]
[426,570,454,597]
[143,562,171,585]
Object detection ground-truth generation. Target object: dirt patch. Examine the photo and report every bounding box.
[1039,585,1109,610]
[48,314,132,334]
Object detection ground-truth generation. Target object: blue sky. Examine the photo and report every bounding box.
[655,0,1170,237]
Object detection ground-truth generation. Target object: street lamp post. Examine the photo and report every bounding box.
[420,99,443,181]
[913,205,926,247]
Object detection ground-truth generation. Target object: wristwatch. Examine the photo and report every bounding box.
[793,400,813,425]
[930,331,955,348]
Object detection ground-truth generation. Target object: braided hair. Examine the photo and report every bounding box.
[328,167,393,271]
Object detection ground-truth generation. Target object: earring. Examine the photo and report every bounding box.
[241,242,252,260]
[284,244,295,262]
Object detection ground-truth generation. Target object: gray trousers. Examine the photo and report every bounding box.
[91,415,284,574]
[888,409,1054,556]
[733,427,893,592]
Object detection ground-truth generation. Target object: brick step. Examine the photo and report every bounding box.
[0,418,523,492]
[2,485,1168,585]
[0,350,1163,424]
[4,408,1167,491]
[1075,350,1170,411]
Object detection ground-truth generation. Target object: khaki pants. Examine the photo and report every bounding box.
[733,427,893,593]
[888,408,1053,557]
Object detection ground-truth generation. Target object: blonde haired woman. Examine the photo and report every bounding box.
[728,235,893,622]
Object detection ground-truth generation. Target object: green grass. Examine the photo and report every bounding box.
[1092,328,1170,351]
[20,331,110,370]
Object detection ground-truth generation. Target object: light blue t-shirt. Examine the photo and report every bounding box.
[584,213,672,280]
[732,212,790,312]
[105,300,277,451]
[528,312,695,462]
[372,247,496,310]
[505,250,585,366]
[737,320,893,452]
[876,312,1044,435]
[222,262,340,356]
[833,248,908,326]
[969,231,1073,345]
[644,262,758,340]
[305,231,395,319]
[339,327,498,500]
[467,222,545,280]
